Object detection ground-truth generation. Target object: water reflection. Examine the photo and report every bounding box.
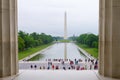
[64,43,67,60]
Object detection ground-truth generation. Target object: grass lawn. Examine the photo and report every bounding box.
[76,43,98,59]
[59,39,71,43]
[18,43,53,60]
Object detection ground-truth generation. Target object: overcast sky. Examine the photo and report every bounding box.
[18,0,99,37]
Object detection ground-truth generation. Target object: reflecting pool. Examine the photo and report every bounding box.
[29,43,87,61]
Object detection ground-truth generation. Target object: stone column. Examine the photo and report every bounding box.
[112,0,120,78]
[99,0,120,78]
[0,0,18,77]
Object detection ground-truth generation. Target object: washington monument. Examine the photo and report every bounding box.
[64,11,67,39]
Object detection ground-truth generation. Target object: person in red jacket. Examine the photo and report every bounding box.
[52,65,54,70]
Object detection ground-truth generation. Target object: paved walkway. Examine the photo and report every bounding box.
[1,70,120,80]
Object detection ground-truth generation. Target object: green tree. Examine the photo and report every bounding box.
[85,34,97,47]
[18,36,25,51]
[92,41,98,48]
[18,31,53,51]
[76,33,98,48]
[77,34,87,44]
[24,34,34,48]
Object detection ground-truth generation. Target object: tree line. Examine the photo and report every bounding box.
[18,31,54,52]
[76,33,98,48]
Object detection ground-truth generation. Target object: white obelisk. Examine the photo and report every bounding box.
[64,11,67,40]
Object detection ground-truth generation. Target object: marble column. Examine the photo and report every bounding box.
[99,0,120,78]
[0,0,18,77]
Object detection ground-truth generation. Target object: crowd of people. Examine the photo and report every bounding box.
[29,58,98,70]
